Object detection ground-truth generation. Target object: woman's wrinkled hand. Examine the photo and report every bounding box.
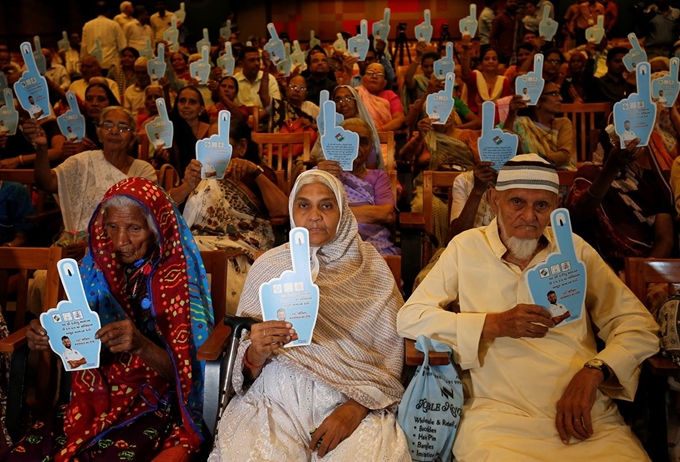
[310,399,369,458]
[317,160,343,177]
[227,158,258,182]
[247,321,297,367]
[95,319,148,355]
[22,118,48,147]
[27,319,51,351]
[183,159,202,190]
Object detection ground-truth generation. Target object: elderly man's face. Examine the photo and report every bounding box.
[490,188,557,242]
[104,204,156,264]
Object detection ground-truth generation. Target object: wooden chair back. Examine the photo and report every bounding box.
[378,131,396,171]
[252,132,311,194]
[625,258,680,313]
[383,255,401,286]
[155,165,180,193]
[560,103,612,164]
[422,170,462,265]
[0,246,65,331]
[246,106,260,133]
[557,170,577,206]
[199,250,229,322]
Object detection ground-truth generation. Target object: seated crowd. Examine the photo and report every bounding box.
[0,0,679,460]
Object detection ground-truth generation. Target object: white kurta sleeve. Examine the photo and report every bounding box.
[397,240,487,370]
[581,240,660,401]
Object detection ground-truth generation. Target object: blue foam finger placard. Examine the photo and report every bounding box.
[348,20,370,61]
[196,28,210,55]
[276,43,292,77]
[426,72,456,125]
[196,110,232,179]
[57,91,85,142]
[652,57,679,108]
[538,4,558,42]
[310,30,321,50]
[259,227,320,347]
[333,33,347,54]
[0,72,6,105]
[373,8,391,49]
[515,54,545,106]
[264,23,285,65]
[434,42,455,81]
[613,61,656,148]
[146,97,174,150]
[0,89,19,136]
[163,17,179,53]
[526,209,586,327]
[477,100,519,168]
[217,42,235,76]
[13,42,50,121]
[175,2,186,24]
[316,90,343,136]
[140,38,154,60]
[58,31,70,53]
[91,38,103,64]
[190,45,211,86]
[459,4,478,38]
[33,36,47,77]
[415,9,433,43]
[291,40,307,71]
[623,33,647,72]
[147,43,167,84]
[220,19,232,40]
[39,259,102,371]
[585,15,605,44]
[320,99,358,170]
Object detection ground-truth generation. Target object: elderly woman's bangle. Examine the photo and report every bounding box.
[19,155,24,166]
[250,166,264,181]
[243,348,265,369]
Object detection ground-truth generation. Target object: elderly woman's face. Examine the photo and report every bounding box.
[177,88,204,122]
[104,204,156,264]
[345,123,372,171]
[362,63,386,94]
[219,78,238,101]
[144,87,163,115]
[293,182,340,247]
[98,108,134,151]
[333,87,358,119]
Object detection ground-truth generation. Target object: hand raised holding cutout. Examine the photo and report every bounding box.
[163,17,179,53]
[459,4,478,37]
[39,259,102,370]
[585,15,605,44]
[320,100,359,171]
[310,30,321,50]
[33,36,47,76]
[317,90,343,136]
[13,42,50,121]
[613,62,656,148]
[348,20,369,61]
[426,72,456,125]
[57,91,86,142]
[276,43,292,77]
[259,228,320,347]
[538,4,558,41]
[220,19,232,40]
[623,33,647,72]
[372,8,391,48]
[515,54,545,105]
[91,38,103,64]
[217,42,236,76]
[652,57,680,108]
[264,23,285,64]
[195,110,233,179]
[196,28,211,54]
[0,89,19,136]
[434,42,454,80]
[146,97,174,150]
[333,33,347,54]
[477,100,519,168]
[175,2,186,24]
[140,37,154,60]
[291,40,307,71]
[189,45,211,85]
[415,9,433,43]
[58,31,70,52]
[147,42,167,83]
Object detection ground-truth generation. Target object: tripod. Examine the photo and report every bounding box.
[394,25,412,66]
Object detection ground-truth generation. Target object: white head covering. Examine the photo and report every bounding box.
[496,153,559,194]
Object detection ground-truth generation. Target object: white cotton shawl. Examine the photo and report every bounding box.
[234,170,405,409]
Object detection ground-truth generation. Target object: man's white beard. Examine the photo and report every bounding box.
[498,210,539,260]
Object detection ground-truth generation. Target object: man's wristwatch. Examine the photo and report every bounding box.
[584,358,611,382]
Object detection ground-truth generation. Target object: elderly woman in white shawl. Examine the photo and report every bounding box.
[209,170,409,461]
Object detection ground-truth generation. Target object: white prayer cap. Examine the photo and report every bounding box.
[495,154,559,194]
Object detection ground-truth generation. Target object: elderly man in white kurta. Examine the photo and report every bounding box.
[397,153,659,461]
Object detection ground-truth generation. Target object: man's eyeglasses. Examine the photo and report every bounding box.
[99,122,132,132]
[546,59,561,65]
[288,84,306,92]
[365,70,385,78]
[333,96,356,104]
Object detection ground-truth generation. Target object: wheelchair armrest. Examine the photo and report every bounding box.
[399,212,424,229]
[0,325,29,352]
[404,338,450,366]
[197,322,232,361]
